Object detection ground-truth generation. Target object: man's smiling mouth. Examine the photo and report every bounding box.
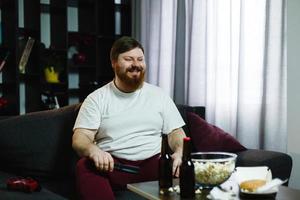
[127,66,143,72]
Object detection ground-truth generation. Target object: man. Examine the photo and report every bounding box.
[72,36,186,200]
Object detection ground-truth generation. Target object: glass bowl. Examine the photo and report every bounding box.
[192,152,237,188]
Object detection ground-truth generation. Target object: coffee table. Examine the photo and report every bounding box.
[127,179,300,200]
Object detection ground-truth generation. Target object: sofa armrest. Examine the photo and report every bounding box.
[236,149,292,185]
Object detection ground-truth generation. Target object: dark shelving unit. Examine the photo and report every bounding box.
[22,0,42,113]
[0,0,20,115]
[71,0,132,102]
[0,0,132,115]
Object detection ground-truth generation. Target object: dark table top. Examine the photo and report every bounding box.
[127,179,300,200]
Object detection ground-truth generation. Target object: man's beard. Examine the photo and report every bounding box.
[115,65,145,91]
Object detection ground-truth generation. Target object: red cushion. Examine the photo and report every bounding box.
[187,112,246,152]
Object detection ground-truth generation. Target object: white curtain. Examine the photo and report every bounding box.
[136,0,287,152]
[139,0,178,96]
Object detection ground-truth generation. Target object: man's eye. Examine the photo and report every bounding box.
[124,58,132,61]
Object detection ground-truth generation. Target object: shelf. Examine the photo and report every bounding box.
[68,0,78,7]
[68,31,97,38]
[0,82,18,92]
[115,4,131,10]
[40,3,50,13]
[19,73,40,82]
[97,35,121,40]
[44,48,67,53]
[70,64,96,69]
[0,0,131,115]
[68,32,124,40]
[41,84,68,99]
[41,82,68,87]
[17,28,40,38]
[68,88,80,96]
[41,3,66,14]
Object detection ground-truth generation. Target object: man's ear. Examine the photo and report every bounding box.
[110,60,116,69]
[111,59,117,69]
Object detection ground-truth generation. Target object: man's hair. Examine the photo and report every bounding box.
[110,36,144,61]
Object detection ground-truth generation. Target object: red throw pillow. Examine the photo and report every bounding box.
[187,112,246,152]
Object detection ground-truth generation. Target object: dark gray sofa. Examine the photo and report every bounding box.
[0,104,292,200]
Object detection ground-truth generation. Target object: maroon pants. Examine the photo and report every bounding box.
[75,154,159,200]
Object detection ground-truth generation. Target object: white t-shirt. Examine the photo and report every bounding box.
[73,81,185,161]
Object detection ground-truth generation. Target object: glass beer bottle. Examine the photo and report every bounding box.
[179,137,195,198]
[159,134,173,194]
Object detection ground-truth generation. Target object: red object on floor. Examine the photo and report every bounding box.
[6,177,41,193]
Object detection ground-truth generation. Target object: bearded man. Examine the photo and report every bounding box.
[72,36,186,200]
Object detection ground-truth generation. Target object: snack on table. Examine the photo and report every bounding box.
[194,161,233,185]
[192,152,237,188]
[240,179,267,192]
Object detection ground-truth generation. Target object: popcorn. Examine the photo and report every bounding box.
[194,160,234,186]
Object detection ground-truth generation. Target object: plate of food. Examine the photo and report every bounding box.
[234,167,287,199]
[239,179,278,198]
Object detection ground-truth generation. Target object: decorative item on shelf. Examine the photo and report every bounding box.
[44,67,60,83]
[68,33,94,65]
[0,51,10,72]
[0,97,8,107]
[41,91,59,110]
[18,37,35,74]
[73,52,87,65]
[41,48,64,84]
[89,81,100,86]
[81,81,102,93]
[67,45,78,60]
[0,96,9,114]
[68,45,87,65]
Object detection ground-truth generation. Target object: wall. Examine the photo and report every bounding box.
[287,0,300,190]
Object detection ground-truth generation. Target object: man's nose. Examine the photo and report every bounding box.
[132,59,140,66]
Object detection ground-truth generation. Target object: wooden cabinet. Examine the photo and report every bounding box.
[0,0,131,115]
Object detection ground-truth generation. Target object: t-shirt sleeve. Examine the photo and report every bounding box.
[73,94,101,130]
[161,94,185,134]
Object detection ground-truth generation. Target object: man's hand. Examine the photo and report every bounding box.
[168,128,186,177]
[72,128,114,172]
[87,144,114,172]
[171,150,182,177]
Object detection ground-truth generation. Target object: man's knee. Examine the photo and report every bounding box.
[76,157,96,175]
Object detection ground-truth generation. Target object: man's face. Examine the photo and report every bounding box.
[113,48,146,90]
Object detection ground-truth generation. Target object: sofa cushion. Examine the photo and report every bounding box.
[176,105,205,137]
[187,112,246,152]
[0,104,80,179]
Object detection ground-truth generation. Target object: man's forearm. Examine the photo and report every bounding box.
[168,128,186,154]
[72,129,98,157]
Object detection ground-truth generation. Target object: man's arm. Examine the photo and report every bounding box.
[168,128,186,177]
[72,128,114,172]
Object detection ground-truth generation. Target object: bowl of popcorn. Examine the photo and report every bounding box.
[192,152,237,188]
